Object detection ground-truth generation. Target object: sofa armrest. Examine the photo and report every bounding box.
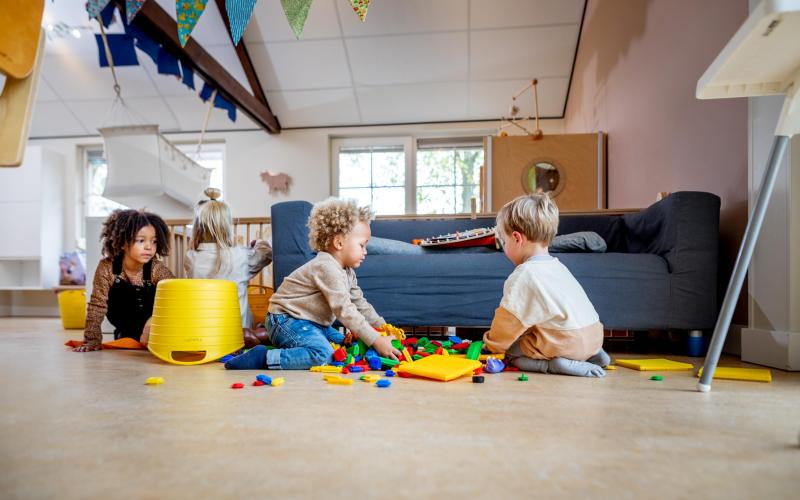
[623,191,720,329]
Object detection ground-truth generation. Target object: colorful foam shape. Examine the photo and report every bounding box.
[697,366,772,383]
[396,355,482,382]
[614,358,694,371]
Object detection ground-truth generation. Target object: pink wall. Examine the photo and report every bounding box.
[565,0,749,322]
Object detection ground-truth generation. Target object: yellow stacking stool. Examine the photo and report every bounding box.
[148,279,244,365]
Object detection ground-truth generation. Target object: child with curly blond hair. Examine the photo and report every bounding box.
[224,197,401,370]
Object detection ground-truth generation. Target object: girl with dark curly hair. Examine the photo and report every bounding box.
[73,209,174,352]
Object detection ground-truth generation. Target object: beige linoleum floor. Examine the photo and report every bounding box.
[0,318,798,499]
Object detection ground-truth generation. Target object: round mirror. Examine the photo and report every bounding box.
[522,160,563,196]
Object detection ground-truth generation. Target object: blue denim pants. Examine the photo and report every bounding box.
[265,313,345,369]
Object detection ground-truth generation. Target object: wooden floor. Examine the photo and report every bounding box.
[1,318,798,499]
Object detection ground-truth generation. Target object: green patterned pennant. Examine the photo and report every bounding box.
[176,0,209,47]
[281,0,313,39]
[350,0,370,22]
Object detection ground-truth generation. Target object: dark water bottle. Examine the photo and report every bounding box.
[687,330,704,357]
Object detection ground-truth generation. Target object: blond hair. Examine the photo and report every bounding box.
[496,193,559,245]
[308,197,373,252]
[191,188,235,274]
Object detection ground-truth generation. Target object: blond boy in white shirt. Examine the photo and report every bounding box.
[484,193,610,377]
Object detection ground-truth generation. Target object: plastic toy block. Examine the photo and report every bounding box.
[330,343,340,350]
[219,354,235,363]
[368,356,382,370]
[650,375,663,381]
[473,367,483,375]
[479,353,503,362]
[323,374,342,381]
[256,374,272,385]
[398,371,414,378]
[326,376,354,386]
[330,361,344,367]
[402,348,413,362]
[391,339,402,350]
[485,357,505,373]
[448,336,463,344]
[518,374,528,381]
[606,365,616,370]
[350,366,364,373]
[405,337,418,346]
[342,367,350,374]
[145,376,164,385]
[310,365,343,373]
[252,380,266,386]
[333,347,347,362]
[379,357,400,367]
[361,375,381,383]
[441,341,453,348]
[413,354,423,361]
[696,366,772,383]
[353,355,362,362]
[435,347,443,355]
[447,349,458,354]
[430,340,442,347]
[441,349,449,356]
[472,375,485,383]
[366,348,377,358]
[345,354,354,365]
[352,344,361,357]
[417,337,429,347]
[615,358,693,371]
[384,370,396,377]
[231,383,245,389]
[465,341,483,361]
[451,342,470,351]
[270,377,285,386]
[375,379,391,388]
[397,354,482,381]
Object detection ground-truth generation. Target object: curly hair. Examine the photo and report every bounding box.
[307,197,373,252]
[100,209,171,259]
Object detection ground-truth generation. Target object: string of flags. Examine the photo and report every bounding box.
[87,0,373,47]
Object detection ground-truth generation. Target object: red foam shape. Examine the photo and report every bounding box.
[405,337,418,345]
[231,383,245,389]
[473,367,483,375]
[435,347,443,355]
[398,371,414,378]
[252,380,266,386]
[504,365,520,372]
[451,342,470,350]
[332,347,347,362]
[342,367,350,374]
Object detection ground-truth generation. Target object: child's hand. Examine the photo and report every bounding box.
[73,343,102,352]
[371,335,401,360]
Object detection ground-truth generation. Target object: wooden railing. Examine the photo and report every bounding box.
[164,217,272,287]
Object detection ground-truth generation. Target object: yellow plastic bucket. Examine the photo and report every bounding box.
[148,279,244,365]
[57,290,86,329]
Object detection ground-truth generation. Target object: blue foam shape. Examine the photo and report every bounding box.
[448,336,463,344]
[368,356,382,370]
[375,379,391,388]
[384,370,396,377]
[350,366,364,373]
[256,374,272,384]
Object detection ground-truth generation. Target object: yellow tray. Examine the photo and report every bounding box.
[615,358,694,371]
[697,366,772,383]
[396,355,481,381]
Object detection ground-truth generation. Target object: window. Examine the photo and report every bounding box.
[332,136,485,215]
[176,143,225,195]
[86,149,127,218]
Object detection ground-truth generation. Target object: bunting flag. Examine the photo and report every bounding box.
[125,0,145,23]
[180,60,195,90]
[86,0,112,19]
[225,0,258,46]
[350,0,370,22]
[176,0,209,47]
[281,0,313,39]
[200,83,237,122]
[95,34,139,67]
[156,47,181,77]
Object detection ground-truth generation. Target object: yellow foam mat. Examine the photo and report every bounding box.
[396,355,481,382]
[697,366,772,383]
[615,358,694,371]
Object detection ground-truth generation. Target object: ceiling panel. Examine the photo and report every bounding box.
[29,101,89,137]
[470,0,584,29]
[468,77,569,119]
[470,25,579,80]
[65,97,181,134]
[357,83,469,124]
[165,95,256,131]
[36,78,60,102]
[42,55,160,100]
[249,40,352,91]
[265,89,360,128]
[347,33,468,86]
[337,0,469,37]
[245,0,341,43]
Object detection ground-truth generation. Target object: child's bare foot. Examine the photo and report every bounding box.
[548,357,605,377]
[586,349,611,368]
[73,343,102,352]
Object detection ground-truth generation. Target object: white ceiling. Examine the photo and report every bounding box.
[31,0,585,137]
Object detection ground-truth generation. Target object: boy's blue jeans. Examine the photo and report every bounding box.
[265,313,345,369]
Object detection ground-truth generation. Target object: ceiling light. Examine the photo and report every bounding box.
[70,28,81,39]
[46,24,54,32]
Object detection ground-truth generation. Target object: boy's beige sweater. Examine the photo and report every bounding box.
[268,252,384,345]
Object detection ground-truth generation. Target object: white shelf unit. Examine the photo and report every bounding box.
[0,146,65,290]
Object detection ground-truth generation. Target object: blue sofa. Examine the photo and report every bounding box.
[271,191,720,331]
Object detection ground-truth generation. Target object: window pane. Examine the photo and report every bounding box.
[371,149,404,187]
[456,185,480,213]
[371,187,405,215]
[416,150,455,186]
[455,148,484,185]
[339,149,371,188]
[417,186,455,214]
[338,188,372,209]
[87,156,127,217]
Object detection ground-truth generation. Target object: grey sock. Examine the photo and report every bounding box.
[586,349,611,368]
[548,357,606,378]
[511,356,549,374]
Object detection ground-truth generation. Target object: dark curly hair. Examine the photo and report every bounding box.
[100,209,171,259]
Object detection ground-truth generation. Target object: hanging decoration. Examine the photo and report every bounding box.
[497,79,543,140]
[95,33,139,67]
[125,0,146,23]
[281,0,313,39]
[350,0,370,22]
[225,0,258,46]
[176,0,209,47]
[86,0,113,19]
